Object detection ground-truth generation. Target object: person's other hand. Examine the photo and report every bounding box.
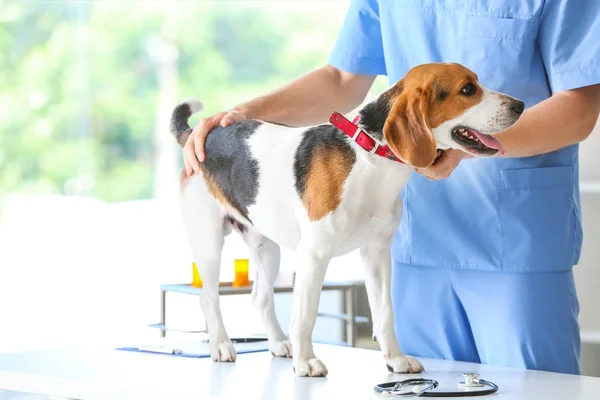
[416,149,467,180]
[184,109,247,176]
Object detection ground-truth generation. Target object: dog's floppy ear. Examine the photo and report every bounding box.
[383,87,437,168]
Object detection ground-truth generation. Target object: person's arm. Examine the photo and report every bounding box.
[494,84,600,157]
[184,0,386,176]
[184,65,375,175]
[236,65,375,127]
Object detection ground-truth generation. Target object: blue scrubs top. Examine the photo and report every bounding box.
[328,0,600,273]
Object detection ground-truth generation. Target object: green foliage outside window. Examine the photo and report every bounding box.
[0,1,388,204]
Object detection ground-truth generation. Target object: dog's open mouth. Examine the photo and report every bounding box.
[451,126,505,156]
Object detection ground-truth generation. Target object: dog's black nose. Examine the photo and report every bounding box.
[511,100,525,115]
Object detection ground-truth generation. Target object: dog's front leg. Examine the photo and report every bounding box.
[360,231,424,373]
[289,248,330,377]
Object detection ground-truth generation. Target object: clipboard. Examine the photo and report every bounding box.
[116,337,270,358]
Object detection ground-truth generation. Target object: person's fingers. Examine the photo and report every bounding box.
[416,167,436,180]
[435,163,459,179]
[184,136,200,176]
[183,110,247,175]
[194,116,218,164]
[434,164,454,179]
[416,152,456,180]
[220,110,246,127]
[184,157,192,177]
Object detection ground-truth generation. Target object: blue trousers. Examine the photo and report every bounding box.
[391,262,581,374]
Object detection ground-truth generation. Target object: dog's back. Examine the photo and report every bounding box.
[171,101,407,253]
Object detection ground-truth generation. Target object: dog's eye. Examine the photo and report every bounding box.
[461,83,476,96]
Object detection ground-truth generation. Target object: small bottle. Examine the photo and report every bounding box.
[191,262,203,288]
[232,259,251,287]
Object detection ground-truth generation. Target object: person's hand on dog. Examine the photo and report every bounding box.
[416,149,469,180]
[184,109,247,176]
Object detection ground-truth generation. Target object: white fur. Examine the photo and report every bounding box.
[178,80,520,376]
[186,98,204,114]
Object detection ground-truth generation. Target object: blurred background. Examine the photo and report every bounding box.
[0,0,599,376]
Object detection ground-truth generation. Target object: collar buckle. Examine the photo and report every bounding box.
[369,144,379,155]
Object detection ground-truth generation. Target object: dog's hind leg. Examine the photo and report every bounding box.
[180,175,236,362]
[241,230,292,358]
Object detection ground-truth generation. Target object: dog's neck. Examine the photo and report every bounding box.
[355,86,399,143]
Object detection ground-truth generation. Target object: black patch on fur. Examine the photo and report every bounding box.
[200,120,262,222]
[170,103,194,146]
[357,85,403,141]
[435,84,449,102]
[358,100,389,141]
[293,124,356,198]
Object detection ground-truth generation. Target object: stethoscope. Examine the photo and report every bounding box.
[375,373,498,397]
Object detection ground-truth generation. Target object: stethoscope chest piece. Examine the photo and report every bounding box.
[457,373,484,388]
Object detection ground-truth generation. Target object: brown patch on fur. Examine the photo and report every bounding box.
[178,129,193,147]
[384,88,437,168]
[383,63,485,167]
[202,171,244,218]
[180,167,247,221]
[381,81,404,107]
[179,169,191,191]
[416,64,484,128]
[303,147,353,221]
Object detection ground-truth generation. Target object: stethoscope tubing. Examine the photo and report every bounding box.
[374,378,499,397]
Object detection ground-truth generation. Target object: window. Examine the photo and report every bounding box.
[0,1,383,353]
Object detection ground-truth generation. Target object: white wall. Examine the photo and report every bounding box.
[574,119,600,377]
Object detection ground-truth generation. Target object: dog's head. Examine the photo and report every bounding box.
[361,63,524,168]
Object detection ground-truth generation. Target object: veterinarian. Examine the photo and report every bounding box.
[184,0,600,374]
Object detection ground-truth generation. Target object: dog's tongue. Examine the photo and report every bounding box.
[467,129,505,155]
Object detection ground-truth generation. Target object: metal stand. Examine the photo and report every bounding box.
[152,280,368,347]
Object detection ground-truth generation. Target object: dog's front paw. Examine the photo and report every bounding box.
[293,358,328,377]
[210,340,237,362]
[386,355,424,373]
[270,339,293,358]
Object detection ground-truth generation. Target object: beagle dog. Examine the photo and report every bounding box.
[169,63,524,377]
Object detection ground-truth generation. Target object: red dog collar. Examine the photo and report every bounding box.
[329,112,404,164]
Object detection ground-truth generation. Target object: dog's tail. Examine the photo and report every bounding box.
[169,98,204,147]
